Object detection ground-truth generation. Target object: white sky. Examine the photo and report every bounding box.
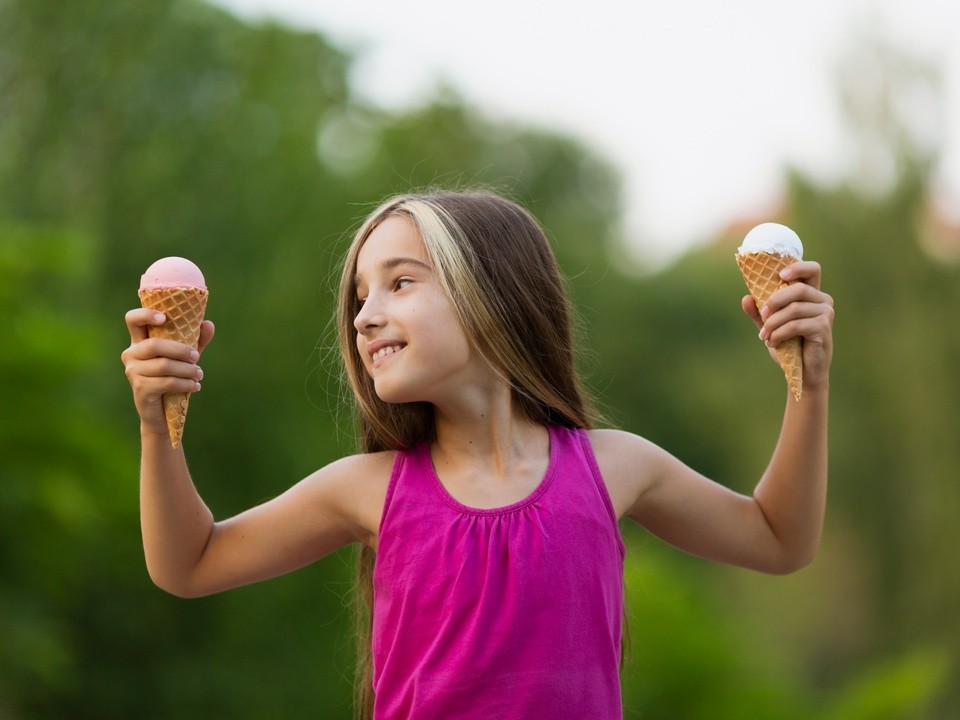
[211,0,960,265]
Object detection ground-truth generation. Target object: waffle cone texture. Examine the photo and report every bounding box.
[138,287,208,447]
[736,252,803,401]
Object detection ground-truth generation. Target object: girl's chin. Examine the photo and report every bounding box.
[373,382,421,406]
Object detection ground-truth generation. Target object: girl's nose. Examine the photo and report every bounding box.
[354,297,386,334]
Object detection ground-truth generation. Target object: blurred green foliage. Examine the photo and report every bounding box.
[1,0,958,718]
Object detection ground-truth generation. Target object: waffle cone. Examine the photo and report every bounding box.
[736,252,803,401]
[138,286,208,447]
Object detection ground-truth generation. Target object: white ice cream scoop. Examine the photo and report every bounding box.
[738,223,803,259]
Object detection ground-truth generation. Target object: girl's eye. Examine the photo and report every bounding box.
[394,277,412,291]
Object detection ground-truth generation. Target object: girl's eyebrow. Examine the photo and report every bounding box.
[355,256,431,286]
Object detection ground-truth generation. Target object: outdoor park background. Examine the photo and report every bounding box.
[2,1,959,718]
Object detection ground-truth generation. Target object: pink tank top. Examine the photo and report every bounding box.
[372,425,626,720]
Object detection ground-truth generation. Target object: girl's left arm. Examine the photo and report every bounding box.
[598,260,833,574]
[745,259,832,571]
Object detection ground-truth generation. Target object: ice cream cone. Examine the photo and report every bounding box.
[736,252,803,401]
[138,286,208,447]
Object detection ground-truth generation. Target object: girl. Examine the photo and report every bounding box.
[122,190,833,720]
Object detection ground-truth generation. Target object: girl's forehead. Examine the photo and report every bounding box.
[356,216,428,270]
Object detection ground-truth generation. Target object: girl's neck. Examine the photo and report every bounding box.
[431,392,547,483]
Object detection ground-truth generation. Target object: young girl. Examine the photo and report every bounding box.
[121,190,833,720]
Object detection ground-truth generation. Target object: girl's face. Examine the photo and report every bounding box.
[353,215,489,406]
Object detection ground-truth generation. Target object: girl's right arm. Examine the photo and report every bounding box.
[122,309,386,598]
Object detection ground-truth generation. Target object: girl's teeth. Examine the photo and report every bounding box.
[373,346,401,361]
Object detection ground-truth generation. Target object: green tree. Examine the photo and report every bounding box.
[0,225,140,716]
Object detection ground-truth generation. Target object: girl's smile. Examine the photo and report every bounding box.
[369,341,406,366]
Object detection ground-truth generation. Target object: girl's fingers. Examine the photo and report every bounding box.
[760,293,835,351]
[741,295,762,328]
[779,260,823,289]
[752,260,834,348]
[122,308,211,364]
[122,336,200,364]
[763,312,833,348]
[743,261,828,331]
[123,354,202,407]
[122,354,202,392]
[125,307,167,343]
[759,301,829,338]
[130,373,202,396]
[133,356,204,381]
[761,281,833,320]
[197,320,215,354]
[124,308,214,356]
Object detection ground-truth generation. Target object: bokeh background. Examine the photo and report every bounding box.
[2,1,958,718]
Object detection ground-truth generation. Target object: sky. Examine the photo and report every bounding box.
[211,0,960,265]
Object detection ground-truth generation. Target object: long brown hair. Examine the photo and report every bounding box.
[336,190,599,719]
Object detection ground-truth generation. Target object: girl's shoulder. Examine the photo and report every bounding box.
[334,448,399,476]
[342,447,398,487]
[586,428,667,520]
[586,427,666,468]
[312,450,397,549]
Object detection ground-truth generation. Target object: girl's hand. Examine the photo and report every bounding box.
[741,260,834,392]
[121,309,215,437]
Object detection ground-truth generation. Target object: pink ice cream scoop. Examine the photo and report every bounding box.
[140,256,207,291]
